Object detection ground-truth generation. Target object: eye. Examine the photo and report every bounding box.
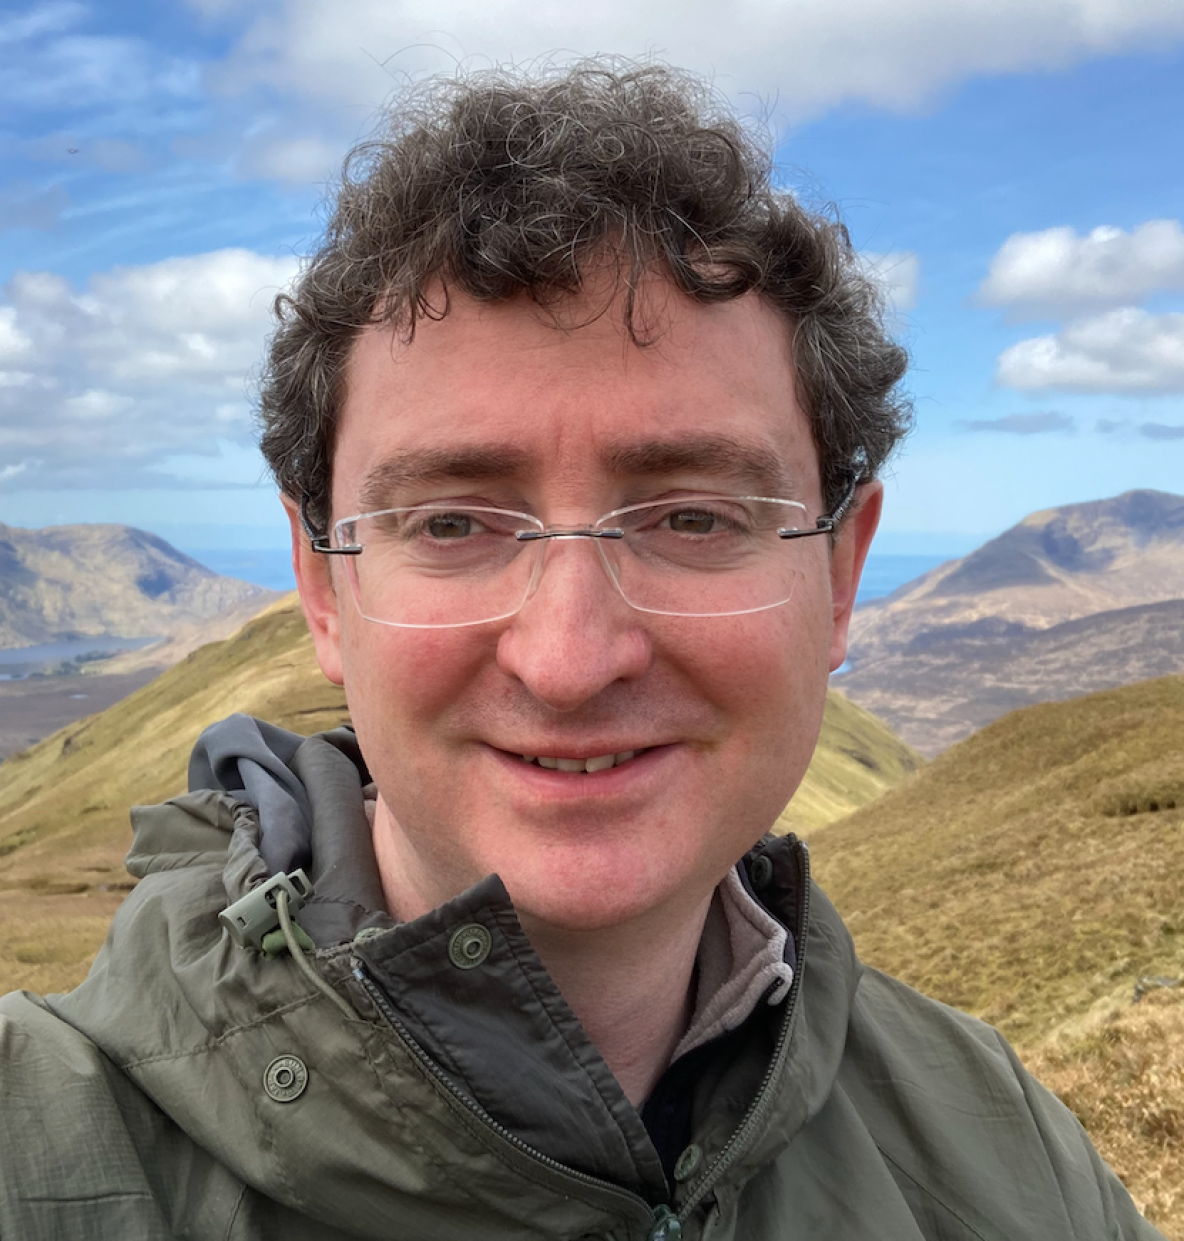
[666,507,721,535]
[424,512,475,539]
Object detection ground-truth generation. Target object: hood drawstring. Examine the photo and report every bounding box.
[274,887,357,1020]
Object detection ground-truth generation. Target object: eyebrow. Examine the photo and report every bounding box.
[355,433,798,511]
[357,446,533,511]
[602,435,797,497]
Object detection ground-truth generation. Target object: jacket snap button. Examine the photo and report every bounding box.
[448,923,492,969]
[263,1055,308,1102]
[672,1142,703,1181]
[648,1208,682,1240]
[749,854,773,891]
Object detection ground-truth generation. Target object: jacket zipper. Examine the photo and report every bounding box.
[348,836,810,1236]
[676,839,812,1216]
[350,955,668,1232]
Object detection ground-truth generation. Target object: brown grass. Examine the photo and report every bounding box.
[1019,988,1184,1239]
[808,674,1184,1047]
[809,672,1184,1237]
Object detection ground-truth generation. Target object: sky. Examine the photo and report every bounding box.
[1,0,1183,558]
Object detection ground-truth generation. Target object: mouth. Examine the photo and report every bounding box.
[516,748,645,774]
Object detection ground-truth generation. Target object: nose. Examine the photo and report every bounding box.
[495,537,652,712]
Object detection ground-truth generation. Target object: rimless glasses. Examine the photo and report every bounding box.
[301,476,857,629]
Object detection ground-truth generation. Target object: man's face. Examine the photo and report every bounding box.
[292,277,879,937]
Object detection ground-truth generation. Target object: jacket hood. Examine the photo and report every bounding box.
[49,714,861,1239]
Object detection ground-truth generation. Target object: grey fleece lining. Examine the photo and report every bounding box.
[672,866,795,1062]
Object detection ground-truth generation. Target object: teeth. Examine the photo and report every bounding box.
[519,749,643,773]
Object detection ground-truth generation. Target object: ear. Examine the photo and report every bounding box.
[827,480,882,673]
[281,493,345,687]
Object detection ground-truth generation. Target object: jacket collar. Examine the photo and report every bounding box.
[55,717,861,1235]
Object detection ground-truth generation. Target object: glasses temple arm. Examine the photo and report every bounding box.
[299,493,362,556]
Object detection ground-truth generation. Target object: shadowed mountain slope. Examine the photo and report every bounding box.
[838,596,1184,755]
[0,521,277,648]
[838,490,1184,754]
[851,490,1184,659]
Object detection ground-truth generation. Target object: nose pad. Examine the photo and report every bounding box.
[521,533,628,611]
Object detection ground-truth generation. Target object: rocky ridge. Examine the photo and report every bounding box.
[837,490,1184,754]
[0,521,277,648]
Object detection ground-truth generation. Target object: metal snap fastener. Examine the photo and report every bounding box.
[448,923,492,969]
[263,1055,308,1102]
[672,1142,703,1182]
[648,1206,682,1240]
[750,854,773,891]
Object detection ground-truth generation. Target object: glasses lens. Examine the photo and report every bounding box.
[600,497,812,617]
[343,506,538,627]
[340,497,818,626]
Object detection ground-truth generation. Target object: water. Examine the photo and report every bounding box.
[185,548,296,593]
[856,553,951,605]
[0,636,158,680]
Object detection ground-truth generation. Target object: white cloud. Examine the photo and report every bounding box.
[979,220,1184,316]
[0,308,33,363]
[236,128,344,183]
[957,411,1075,434]
[860,251,919,315]
[0,249,299,489]
[1139,422,1184,441]
[201,0,1184,126]
[997,308,1184,393]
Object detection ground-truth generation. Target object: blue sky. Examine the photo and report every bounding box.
[2,1,1183,557]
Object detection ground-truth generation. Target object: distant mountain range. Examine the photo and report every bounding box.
[837,489,1184,754]
[0,522,278,649]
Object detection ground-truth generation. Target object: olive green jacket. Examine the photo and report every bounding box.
[0,720,1166,1240]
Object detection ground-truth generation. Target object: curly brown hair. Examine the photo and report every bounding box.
[259,59,910,531]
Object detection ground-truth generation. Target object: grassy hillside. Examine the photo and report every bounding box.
[808,673,1184,1235]
[0,594,917,995]
[774,687,921,833]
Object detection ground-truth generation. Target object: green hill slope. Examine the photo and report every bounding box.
[0,594,917,994]
[807,673,1184,1235]
[809,672,1184,1046]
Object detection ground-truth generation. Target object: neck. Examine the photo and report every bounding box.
[371,800,710,1107]
[518,899,710,1106]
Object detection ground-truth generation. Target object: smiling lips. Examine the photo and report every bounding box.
[518,749,642,773]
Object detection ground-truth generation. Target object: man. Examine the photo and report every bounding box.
[0,60,1164,1240]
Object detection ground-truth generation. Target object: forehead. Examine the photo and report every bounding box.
[333,281,818,508]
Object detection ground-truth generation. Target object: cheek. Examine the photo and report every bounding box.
[337,619,490,746]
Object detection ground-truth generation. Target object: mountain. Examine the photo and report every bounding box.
[807,671,1184,1232]
[839,597,1184,755]
[0,594,918,998]
[0,521,278,648]
[838,490,1184,754]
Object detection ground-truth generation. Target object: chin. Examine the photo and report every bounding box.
[501,854,710,937]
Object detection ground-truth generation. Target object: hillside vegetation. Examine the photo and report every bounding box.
[809,673,1184,1234]
[0,594,918,996]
